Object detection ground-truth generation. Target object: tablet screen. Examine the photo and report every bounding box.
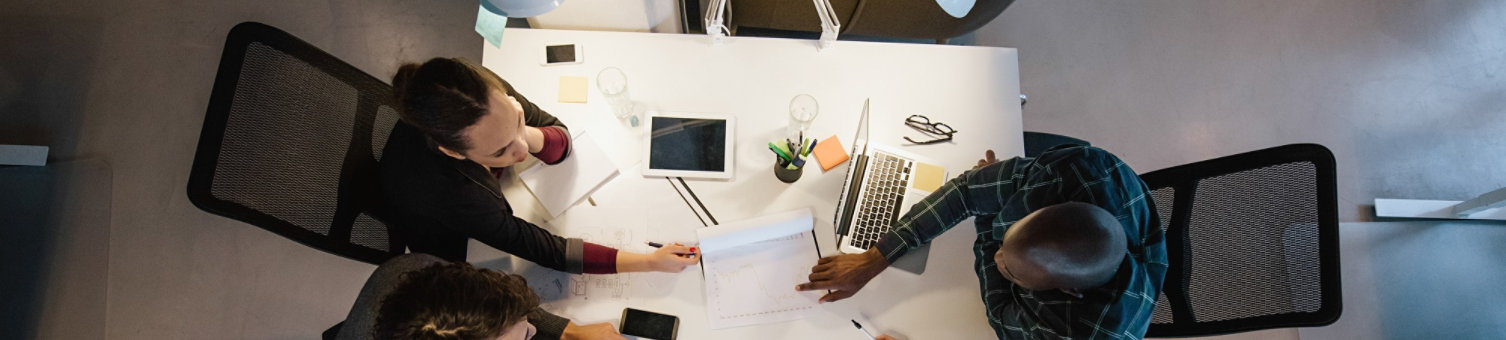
[649,116,727,172]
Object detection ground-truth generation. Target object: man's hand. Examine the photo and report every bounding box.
[795,248,889,303]
[562,322,626,340]
[974,149,999,170]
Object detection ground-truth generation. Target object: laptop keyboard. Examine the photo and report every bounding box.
[850,153,913,250]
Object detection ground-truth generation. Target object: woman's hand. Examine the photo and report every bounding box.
[562,322,626,340]
[646,243,700,273]
[617,243,699,273]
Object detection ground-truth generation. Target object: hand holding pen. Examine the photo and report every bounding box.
[624,242,698,273]
[647,242,699,258]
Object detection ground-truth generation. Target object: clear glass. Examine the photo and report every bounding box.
[787,94,819,141]
[597,66,639,126]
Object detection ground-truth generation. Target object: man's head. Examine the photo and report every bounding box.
[994,202,1127,292]
[374,262,538,340]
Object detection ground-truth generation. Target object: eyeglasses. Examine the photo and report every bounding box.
[904,115,956,144]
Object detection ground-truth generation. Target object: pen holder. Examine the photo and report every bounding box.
[773,162,803,183]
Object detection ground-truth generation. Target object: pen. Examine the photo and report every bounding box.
[803,139,815,157]
[851,320,877,340]
[645,242,699,257]
[768,143,793,162]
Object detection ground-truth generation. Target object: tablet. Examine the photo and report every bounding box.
[642,112,735,179]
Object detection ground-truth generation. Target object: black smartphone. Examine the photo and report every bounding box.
[541,43,582,65]
[619,308,678,340]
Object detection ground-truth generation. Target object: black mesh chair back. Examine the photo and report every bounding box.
[1139,144,1341,337]
[188,22,404,265]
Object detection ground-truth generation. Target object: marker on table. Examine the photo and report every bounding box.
[645,242,699,257]
[851,320,877,340]
[768,142,793,164]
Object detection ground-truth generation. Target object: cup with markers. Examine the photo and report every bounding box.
[769,134,817,183]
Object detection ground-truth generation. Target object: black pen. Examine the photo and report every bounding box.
[852,320,877,340]
[645,242,698,257]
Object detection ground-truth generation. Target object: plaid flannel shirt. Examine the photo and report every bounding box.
[873,145,1167,340]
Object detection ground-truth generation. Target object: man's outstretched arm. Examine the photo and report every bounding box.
[797,150,1025,302]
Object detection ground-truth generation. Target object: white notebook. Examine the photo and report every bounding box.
[696,208,825,329]
[518,131,619,217]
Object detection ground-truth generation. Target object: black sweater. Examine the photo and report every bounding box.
[378,78,587,273]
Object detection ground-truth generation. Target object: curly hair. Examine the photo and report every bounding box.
[391,57,508,153]
[373,261,538,340]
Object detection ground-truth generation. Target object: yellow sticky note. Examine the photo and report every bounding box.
[557,76,587,103]
[911,162,946,192]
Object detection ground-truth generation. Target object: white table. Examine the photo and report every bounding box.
[472,28,1023,339]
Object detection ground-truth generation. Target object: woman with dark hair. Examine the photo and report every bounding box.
[379,58,695,275]
[334,254,624,340]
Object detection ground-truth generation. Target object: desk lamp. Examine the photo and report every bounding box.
[705,0,841,50]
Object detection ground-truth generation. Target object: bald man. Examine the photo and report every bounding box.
[799,145,1167,340]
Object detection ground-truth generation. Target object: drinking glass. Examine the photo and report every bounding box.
[597,67,639,126]
[787,94,818,141]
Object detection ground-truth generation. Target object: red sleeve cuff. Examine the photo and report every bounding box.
[531,126,571,165]
[581,242,618,274]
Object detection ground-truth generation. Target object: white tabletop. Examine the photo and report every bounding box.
[472,28,1023,339]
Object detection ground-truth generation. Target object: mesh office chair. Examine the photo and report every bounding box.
[1139,143,1342,337]
[725,0,1014,42]
[187,22,405,266]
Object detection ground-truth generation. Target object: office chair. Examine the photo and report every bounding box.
[1138,143,1342,337]
[724,0,1014,43]
[187,21,405,266]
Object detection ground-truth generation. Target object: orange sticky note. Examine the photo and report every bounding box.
[557,76,587,103]
[814,135,849,172]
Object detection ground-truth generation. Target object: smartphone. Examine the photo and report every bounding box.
[541,43,583,66]
[619,308,678,340]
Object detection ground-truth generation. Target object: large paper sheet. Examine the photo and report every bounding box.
[519,132,619,217]
[696,209,824,329]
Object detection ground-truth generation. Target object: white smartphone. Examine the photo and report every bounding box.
[540,43,583,66]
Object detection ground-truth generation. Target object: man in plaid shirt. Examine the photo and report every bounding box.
[799,145,1167,339]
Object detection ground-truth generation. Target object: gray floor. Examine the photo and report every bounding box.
[980,0,1506,221]
[2,0,1503,339]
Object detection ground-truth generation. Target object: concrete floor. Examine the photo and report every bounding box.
[980,0,1506,221]
[2,0,1503,339]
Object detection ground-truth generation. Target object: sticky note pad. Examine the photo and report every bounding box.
[474,4,507,48]
[557,76,588,103]
[911,162,946,192]
[813,135,849,172]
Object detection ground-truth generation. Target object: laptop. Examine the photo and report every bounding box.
[833,98,935,274]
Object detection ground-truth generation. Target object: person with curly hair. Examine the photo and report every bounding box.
[333,254,624,340]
